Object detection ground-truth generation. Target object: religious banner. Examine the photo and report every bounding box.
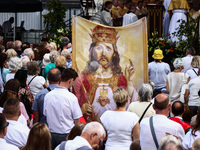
[72,16,148,122]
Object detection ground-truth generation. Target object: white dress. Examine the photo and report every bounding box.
[169,9,187,42]
[163,0,172,36]
[100,110,139,150]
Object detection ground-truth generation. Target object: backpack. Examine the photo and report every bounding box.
[20,90,32,120]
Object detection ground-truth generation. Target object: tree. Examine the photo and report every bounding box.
[43,0,67,48]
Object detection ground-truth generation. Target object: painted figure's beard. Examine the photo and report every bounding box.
[97,56,112,69]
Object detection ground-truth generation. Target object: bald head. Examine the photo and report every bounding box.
[47,68,61,83]
[154,94,169,110]
[172,101,184,116]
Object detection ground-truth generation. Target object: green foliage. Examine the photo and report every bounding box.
[148,31,182,64]
[43,0,68,49]
[148,16,200,64]
[172,15,200,54]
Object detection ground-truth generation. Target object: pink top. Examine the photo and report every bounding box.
[20,102,29,120]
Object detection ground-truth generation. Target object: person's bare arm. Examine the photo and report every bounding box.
[132,122,140,141]
[33,110,39,124]
[43,82,48,88]
[184,89,190,104]
[74,118,80,125]
[166,80,169,94]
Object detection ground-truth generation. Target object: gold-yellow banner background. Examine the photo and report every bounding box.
[72,16,148,90]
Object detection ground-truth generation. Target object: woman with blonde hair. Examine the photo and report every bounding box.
[55,55,66,73]
[186,56,200,80]
[100,88,140,150]
[22,123,51,150]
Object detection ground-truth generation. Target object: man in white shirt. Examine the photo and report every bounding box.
[123,5,138,26]
[55,121,106,150]
[3,97,30,148]
[140,94,185,150]
[182,46,196,73]
[43,68,82,149]
[0,113,19,150]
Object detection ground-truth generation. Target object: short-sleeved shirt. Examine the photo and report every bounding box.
[140,114,185,150]
[43,86,82,134]
[0,138,19,150]
[188,76,200,106]
[32,84,58,124]
[100,110,139,150]
[182,129,200,150]
[26,75,45,98]
[148,61,171,90]
[5,120,30,147]
[167,72,189,103]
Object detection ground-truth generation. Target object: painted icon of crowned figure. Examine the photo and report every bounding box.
[73,25,138,122]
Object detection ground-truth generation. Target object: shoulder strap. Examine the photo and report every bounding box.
[28,75,37,85]
[149,116,159,149]
[192,69,198,76]
[47,87,51,92]
[139,103,152,123]
[59,141,67,150]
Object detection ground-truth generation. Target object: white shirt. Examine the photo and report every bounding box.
[0,138,19,150]
[55,136,92,150]
[0,107,27,126]
[100,110,139,150]
[5,120,30,147]
[122,12,138,26]
[43,87,82,133]
[182,129,200,150]
[167,72,189,103]
[188,76,200,106]
[186,68,199,80]
[5,73,15,82]
[149,61,171,90]
[182,55,193,73]
[26,75,45,98]
[140,114,185,150]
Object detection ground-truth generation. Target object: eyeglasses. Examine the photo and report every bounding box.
[1,122,9,130]
[97,134,104,146]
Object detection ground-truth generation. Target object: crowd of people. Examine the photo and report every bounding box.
[0,35,200,150]
[0,0,200,150]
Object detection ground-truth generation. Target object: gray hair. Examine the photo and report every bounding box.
[61,37,70,47]
[23,48,34,59]
[14,40,22,49]
[139,84,153,102]
[8,57,22,72]
[5,49,17,60]
[82,121,106,139]
[61,49,71,58]
[159,134,183,150]
[27,61,40,75]
[21,56,30,68]
[173,58,185,69]
[49,50,60,63]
